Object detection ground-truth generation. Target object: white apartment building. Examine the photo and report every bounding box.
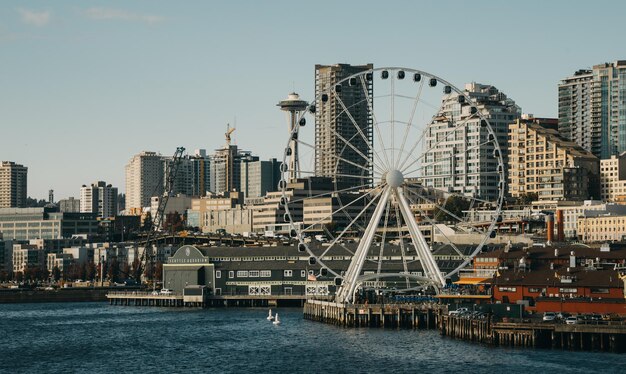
[125,151,164,213]
[600,153,626,202]
[80,181,118,218]
[0,161,27,208]
[421,83,520,202]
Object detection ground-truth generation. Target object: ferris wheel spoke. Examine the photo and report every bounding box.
[407,198,471,261]
[392,202,410,287]
[396,95,447,171]
[396,78,425,170]
[297,170,374,181]
[402,140,497,178]
[296,138,379,176]
[288,182,373,205]
[300,188,378,233]
[395,188,445,286]
[375,198,392,282]
[402,187,478,233]
[404,181,495,207]
[359,75,391,169]
[319,187,386,260]
[322,121,385,175]
[332,92,386,170]
[399,111,479,173]
[391,71,395,167]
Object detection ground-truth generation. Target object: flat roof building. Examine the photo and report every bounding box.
[0,161,27,208]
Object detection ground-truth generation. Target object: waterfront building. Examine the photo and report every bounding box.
[508,115,600,201]
[163,243,472,297]
[0,238,13,273]
[315,63,374,188]
[0,161,27,208]
[58,197,80,213]
[600,153,626,202]
[80,181,118,219]
[150,195,192,229]
[559,61,626,158]
[421,83,521,201]
[125,151,164,213]
[555,200,626,240]
[47,253,73,274]
[0,207,98,240]
[12,244,45,274]
[481,243,626,314]
[189,192,251,234]
[577,213,626,242]
[239,158,281,199]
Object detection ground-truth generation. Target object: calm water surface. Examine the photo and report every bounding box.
[0,302,624,373]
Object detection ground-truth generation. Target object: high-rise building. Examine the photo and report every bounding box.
[58,197,81,213]
[125,151,164,213]
[559,61,626,159]
[0,161,27,208]
[508,115,599,201]
[600,152,626,202]
[315,63,373,187]
[211,146,257,195]
[240,158,281,199]
[421,83,520,201]
[80,181,118,218]
[166,149,212,197]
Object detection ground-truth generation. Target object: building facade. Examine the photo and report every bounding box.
[125,151,164,213]
[239,158,281,199]
[422,83,520,201]
[559,61,626,159]
[600,153,626,202]
[315,63,373,188]
[508,116,600,201]
[58,197,81,213]
[80,181,118,218]
[0,161,27,208]
[0,207,98,240]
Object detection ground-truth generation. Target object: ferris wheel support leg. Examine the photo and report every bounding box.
[396,189,446,287]
[336,187,391,304]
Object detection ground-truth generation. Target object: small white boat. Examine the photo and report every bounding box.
[273,313,281,325]
[267,309,274,321]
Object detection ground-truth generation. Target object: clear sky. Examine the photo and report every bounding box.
[1,0,624,200]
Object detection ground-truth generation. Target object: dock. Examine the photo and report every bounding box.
[440,314,626,353]
[303,299,441,329]
[106,291,332,308]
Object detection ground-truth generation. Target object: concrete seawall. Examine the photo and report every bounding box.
[0,288,124,303]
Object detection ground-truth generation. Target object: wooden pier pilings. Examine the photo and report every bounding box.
[303,300,441,329]
[439,315,626,353]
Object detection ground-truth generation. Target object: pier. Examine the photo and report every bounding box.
[303,300,441,329]
[107,291,332,308]
[440,315,626,353]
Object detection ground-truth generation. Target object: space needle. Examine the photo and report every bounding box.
[277,92,308,182]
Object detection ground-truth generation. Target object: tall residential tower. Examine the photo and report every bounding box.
[315,63,373,187]
[0,161,27,208]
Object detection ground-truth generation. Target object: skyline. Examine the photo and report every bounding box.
[2,0,625,199]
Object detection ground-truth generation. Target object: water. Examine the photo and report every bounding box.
[0,303,624,373]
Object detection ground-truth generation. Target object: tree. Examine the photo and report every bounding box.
[51,266,61,282]
[515,193,538,207]
[85,262,96,281]
[153,262,163,282]
[108,259,120,282]
[434,196,471,222]
[141,212,153,232]
[164,211,183,233]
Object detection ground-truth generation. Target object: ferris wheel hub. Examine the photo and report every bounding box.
[385,169,404,188]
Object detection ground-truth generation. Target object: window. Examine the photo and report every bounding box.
[228,271,234,278]
[260,270,271,278]
[215,270,221,279]
[559,288,577,293]
[237,271,249,278]
[284,270,293,277]
[249,270,259,277]
[528,287,541,293]
[590,288,609,294]
[498,287,517,292]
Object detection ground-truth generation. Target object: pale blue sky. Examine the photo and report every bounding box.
[1,0,624,199]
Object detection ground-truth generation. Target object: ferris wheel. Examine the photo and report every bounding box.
[280,67,504,304]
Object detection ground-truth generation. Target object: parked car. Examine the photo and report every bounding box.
[160,289,173,295]
[542,312,557,322]
[449,307,469,316]
[565,316,580,325]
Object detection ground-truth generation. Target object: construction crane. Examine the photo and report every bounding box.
[136,146,186,285]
